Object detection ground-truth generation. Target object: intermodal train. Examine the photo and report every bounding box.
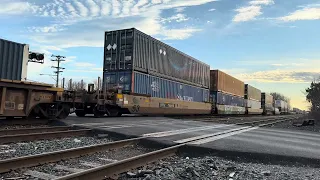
[72,28,290,118]
[0,29,289,119]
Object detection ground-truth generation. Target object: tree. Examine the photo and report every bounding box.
[270,92,290,103]
[306,79,320,120]
[93,79,102,90]
[65,80,87,91]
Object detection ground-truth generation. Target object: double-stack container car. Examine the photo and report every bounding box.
[84,28,212,117]
[210,70,245,114]
[73,28,289,117]
[244,84,263,114]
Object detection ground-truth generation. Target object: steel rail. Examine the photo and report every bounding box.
[0,116,298,178]
[55,144,182,180]
[0,126,71,136]
[235,117,289,126]
[0,129,91,144]
[198,115,295,122]
[55,116,299,180]
[0,137,144,173]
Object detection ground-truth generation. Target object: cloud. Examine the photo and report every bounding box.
[22,0,219,48]
[230,58,320,83]
[233,6,262,22]
[278,7,320,22]
[249,0,274,5]
[162,28,202,40]
[74,62,96,67]
[208,8,216,11]
[0,1,35,15]
[233,0,274,22]
[28,24,65,33]
[175,7,186,13]
[238,70,320,83]
[162,13,190,22]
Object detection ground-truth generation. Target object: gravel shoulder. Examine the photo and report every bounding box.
[266,116,320,133]
[119,155,320,180]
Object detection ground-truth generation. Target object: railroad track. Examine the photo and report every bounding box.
[194,114,299,123]
[0,116,298,180]
[0,126,91,144]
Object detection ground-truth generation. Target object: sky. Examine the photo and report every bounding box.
[1,0,320,110]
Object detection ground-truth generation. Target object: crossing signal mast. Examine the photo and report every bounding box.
[51,55,66,88]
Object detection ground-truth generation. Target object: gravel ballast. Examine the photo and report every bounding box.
[0,136,112,160]
[0,145,151,179]
[119,156,320,180]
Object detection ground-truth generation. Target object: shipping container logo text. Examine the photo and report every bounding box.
[177,94,194,102]
[151,81,160,92]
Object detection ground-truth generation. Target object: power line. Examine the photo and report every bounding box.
[51,55,66,88]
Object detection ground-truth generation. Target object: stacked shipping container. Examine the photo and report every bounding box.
[210,70,244,97]
[244,84,263,114]
[261,93,274,114]
[103,28,210,102]
[275,100,288,114]
[0,38,29,81]
[210,70,245,114]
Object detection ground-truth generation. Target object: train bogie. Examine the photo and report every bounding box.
[0,79,73,119]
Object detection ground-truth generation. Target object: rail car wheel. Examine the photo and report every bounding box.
[75,110,86,117]
[57,104,70,119]
[93,108,105,118]
[108,108,121,117]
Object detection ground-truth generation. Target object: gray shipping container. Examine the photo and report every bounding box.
[0,38,29,81]
[104,28,210,88]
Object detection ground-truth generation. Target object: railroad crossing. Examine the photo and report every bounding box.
[65,115,320,163]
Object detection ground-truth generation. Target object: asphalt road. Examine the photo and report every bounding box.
[63,115,320,163]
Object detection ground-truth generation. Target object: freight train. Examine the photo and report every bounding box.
[72,28,290,117]
[0,29,290,119]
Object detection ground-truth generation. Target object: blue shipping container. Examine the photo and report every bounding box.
[210,91,245,107]
[104,71,209,102]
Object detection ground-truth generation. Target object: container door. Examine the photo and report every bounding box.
[105,29,134,71]
[104,71,132,93]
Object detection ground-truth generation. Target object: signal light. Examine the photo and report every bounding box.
[28,52,44,64]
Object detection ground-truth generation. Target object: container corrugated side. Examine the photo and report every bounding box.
[211,91,245,107]
[210,70,244,97]
[103,71,209,102]
[246,99,261,109]
[104,28,210,88]
[216,104,245,115]
[245,84,261,101]
[0,39,29,81]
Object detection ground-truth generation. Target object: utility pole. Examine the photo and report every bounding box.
[51,55,66,88]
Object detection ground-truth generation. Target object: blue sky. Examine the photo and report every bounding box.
[1,0,320,110]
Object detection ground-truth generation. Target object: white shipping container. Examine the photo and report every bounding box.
[275,100,288,112]
[246,99,261,109]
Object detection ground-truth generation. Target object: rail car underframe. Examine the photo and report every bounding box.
[0,80,73,119]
